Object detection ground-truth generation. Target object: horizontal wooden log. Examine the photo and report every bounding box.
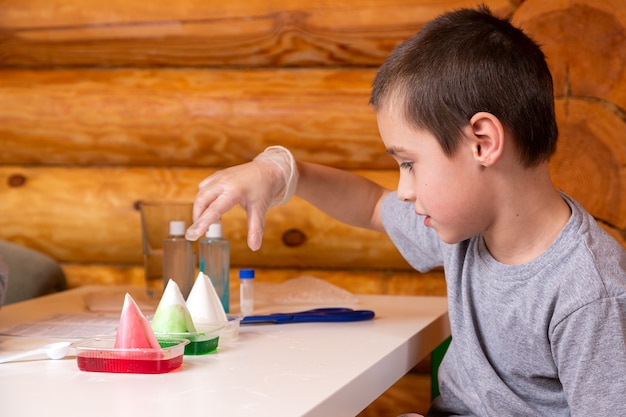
[0,166,411,270]
[60,265,448,297]
[1,163,624,273]
[0,0,517,68]
[1,70,625,186]
[513,0,626,110]
[0,69,388,169]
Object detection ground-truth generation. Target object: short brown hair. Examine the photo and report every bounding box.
[370,5,558,167]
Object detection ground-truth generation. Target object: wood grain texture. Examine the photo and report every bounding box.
[0,0,517,68]
[1,1,624,414]
[60,264,447,296]
[0,68,386,169]
[1,154,624,273]
[551,98,626,232]
[0,166,413,269]
[2,70,625,194]
[513,0,626,110]
[516,0,626,244]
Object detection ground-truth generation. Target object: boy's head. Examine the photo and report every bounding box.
[370,5,558,168]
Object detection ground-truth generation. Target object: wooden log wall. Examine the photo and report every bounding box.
[1,0,625,294]
[1,0,625,414]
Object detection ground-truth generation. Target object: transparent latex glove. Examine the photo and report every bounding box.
[185,146,298,251]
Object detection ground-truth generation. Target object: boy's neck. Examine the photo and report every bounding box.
[482,165,572,265]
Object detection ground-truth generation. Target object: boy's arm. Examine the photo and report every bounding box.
[296,161,390,233]
[186,147,390,250]
[555,298,626,416]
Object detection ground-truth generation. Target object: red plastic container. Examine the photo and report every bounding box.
[74,337,189,374]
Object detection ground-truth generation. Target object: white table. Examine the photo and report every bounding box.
[0,286,449,417]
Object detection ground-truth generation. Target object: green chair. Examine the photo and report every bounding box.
[430,336,452,400]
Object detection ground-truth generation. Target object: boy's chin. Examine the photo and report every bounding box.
[435,229,470,245]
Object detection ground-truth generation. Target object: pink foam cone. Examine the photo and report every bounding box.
[114,293,161,349]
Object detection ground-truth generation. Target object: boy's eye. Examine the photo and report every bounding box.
[400,161,414,172]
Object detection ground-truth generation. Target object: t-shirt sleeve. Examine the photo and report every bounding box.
[552,296,626,417]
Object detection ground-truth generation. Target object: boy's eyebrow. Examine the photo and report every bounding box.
[386,146,406,156]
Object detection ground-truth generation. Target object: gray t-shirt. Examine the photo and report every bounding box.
[381,192,626,417]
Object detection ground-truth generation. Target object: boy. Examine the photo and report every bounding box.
[186,6,626,416]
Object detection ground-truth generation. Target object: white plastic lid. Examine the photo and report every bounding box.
[169,220,186,236]
[206,223,222,238]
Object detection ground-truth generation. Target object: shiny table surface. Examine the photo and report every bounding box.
[0,285,449,417]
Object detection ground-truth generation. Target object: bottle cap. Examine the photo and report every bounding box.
[239,269,255,279]
[169,220,186,236]
[206,223,222,238]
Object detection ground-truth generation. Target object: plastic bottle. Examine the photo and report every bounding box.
[162,220,195,299]
[239,269,255,316]
[198,223,230,313]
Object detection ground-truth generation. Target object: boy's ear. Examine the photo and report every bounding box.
[468,112,505,167]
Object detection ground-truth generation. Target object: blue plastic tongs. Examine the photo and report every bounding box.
[240,307,375,324]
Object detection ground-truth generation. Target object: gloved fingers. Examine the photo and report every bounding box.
[186,148,296,245]
[244,203,268,251]
[186,162,273,241]
[191,164,258,221]
[186,191,239,241]
[191,182,225,221]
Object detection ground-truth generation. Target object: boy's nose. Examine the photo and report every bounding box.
[396,174,416,202]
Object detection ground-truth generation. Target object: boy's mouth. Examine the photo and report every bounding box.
[415,211,432,227]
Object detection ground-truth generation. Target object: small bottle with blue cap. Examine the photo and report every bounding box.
[239,269,255,317]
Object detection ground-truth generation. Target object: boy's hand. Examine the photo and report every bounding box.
[185,146,298,251]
